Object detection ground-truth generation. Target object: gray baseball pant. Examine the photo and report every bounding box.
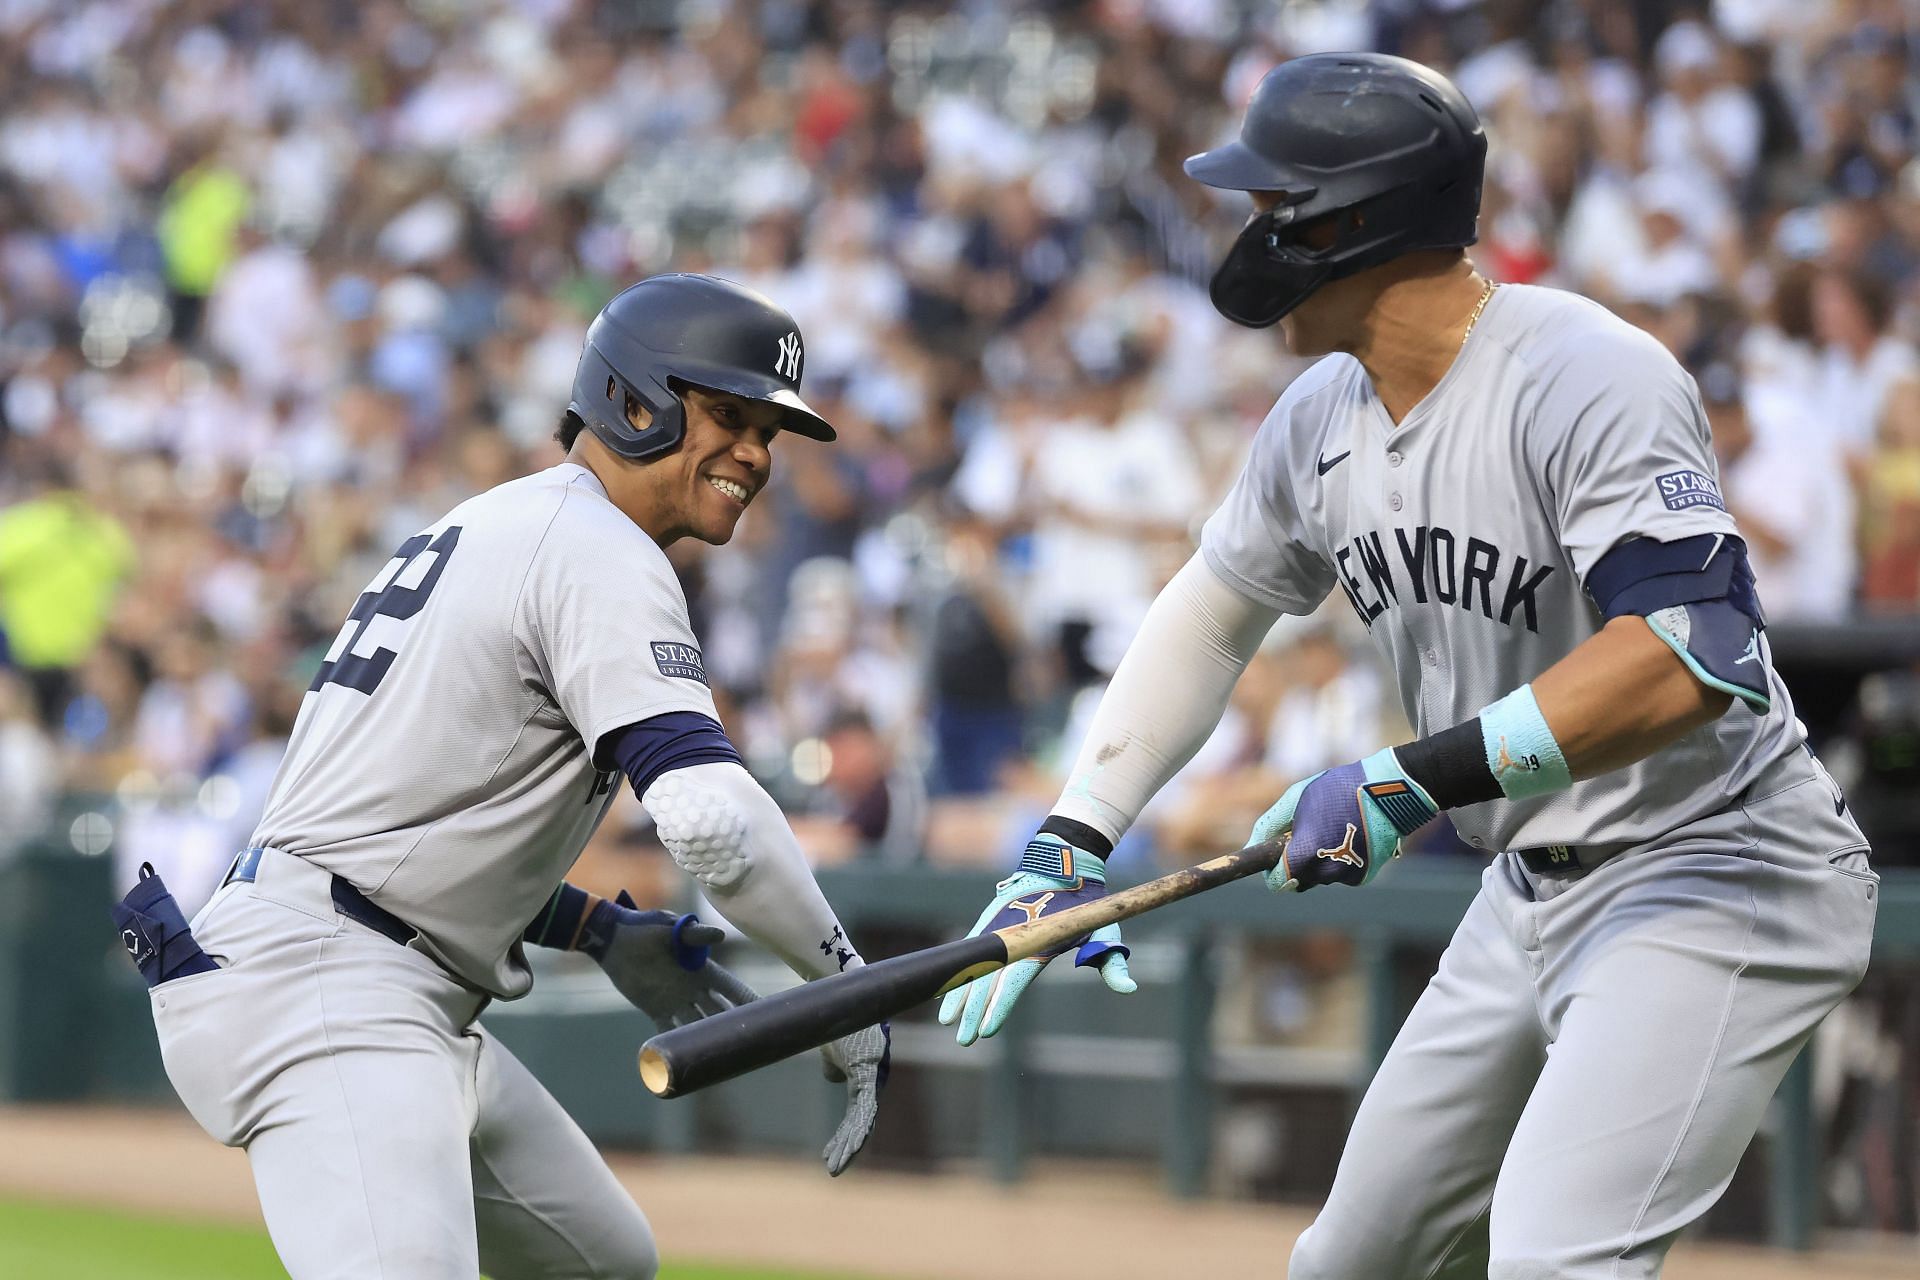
[150,848,657,1279]
[1289,747,1877,1280]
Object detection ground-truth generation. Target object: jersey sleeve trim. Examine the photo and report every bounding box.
[1200,540,1325,615]
[599,711,744,796]
[582,699,726,765]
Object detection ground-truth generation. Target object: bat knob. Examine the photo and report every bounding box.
[638,1043,676,1097]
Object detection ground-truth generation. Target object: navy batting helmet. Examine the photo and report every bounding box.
[1184,53,1486,327]
[568,273,834,461]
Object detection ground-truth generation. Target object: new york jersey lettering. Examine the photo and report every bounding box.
[1336,525,1556,635]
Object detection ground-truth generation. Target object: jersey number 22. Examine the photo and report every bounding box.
[310,526,462,696]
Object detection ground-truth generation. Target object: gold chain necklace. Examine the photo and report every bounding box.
[1462,278,1497,348]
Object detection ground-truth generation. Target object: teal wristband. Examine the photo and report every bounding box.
[1478,685,1573,800]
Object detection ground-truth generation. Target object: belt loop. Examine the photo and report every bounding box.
[222,846,267,887]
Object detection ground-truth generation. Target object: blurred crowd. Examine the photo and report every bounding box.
[3,0,1920,896]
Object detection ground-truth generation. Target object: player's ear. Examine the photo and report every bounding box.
[622,388,652,432]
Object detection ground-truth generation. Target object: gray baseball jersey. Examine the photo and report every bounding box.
[1202,283,1799,853]
[251,462,718,997]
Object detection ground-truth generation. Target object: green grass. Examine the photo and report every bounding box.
[0,1199,850,1280]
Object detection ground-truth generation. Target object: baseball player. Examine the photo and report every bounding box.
[127,275,888,1280]
[938,55,1877,1278]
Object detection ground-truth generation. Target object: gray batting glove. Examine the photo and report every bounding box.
[817,1021,890,1176]
[582,892,759,1031]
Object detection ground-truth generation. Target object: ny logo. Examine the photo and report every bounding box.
[775,331,802,380]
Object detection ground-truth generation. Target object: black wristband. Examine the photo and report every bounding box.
[523,883,595,951]
[1038,814,1115,860]
[1394,717,1502,810]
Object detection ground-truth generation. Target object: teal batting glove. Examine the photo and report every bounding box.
[936,834,1135,1046]
[1254,748,1438,893]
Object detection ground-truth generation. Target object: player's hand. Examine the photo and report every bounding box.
[935,834,1135,1046]
[584,892,759,1030]
[1254,749,1438,892]
[818,1021,889,1176]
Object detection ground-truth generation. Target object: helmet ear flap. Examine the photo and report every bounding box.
[570,346,688,461]
[636,376,688,456]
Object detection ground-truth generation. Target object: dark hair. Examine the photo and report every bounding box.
[554,410,585,452]
[1836,266,1895,334]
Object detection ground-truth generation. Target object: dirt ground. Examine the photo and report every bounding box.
[2,1105,1915,1280]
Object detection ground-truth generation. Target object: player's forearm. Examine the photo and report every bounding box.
[1048,554,1280,849]
[1392,530,1768,812]
[699,811,860,982]
[1530,616,1732,777]
[1395,618,1734,812]
[640,761,859,981]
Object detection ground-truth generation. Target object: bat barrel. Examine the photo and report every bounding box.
[637,980,879,1097]
[638,934,1007,1097]
[637,1044,675,1095]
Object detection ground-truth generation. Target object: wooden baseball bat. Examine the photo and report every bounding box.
[637,839,1286,1098]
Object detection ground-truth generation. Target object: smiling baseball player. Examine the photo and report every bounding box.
[938,55,1877,1278]
[132,274,887,1280]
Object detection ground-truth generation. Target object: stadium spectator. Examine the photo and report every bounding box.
[1860,376,1920,608]
[789,708,928,866]
[0,668,57,851]
[1702,360,1857,620]
[0,457,135,725]
[0,0,1916,874]
[1812,264,1917,456]
[925,516,1025,796]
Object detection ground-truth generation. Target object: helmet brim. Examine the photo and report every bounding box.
[1184,140,1312,195]
[668,365,836,442]
[761,386,836,442]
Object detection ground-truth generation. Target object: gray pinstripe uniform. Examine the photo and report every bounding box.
[148,464,718,1279]
[1202,285,1877,1278]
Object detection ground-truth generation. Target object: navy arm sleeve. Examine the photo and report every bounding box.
[1585,533,1763,626]
[1586,533,1770,710]
[595,711,744,797]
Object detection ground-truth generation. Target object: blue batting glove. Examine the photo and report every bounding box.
[1254,747,1438,892]
[581,894,757,1029]
[935,834,1135,1046]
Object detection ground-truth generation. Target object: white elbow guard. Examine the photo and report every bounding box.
[641,760,857,980]
[643,768,752,890]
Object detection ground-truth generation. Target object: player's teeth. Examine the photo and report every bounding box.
[707,477,747,502]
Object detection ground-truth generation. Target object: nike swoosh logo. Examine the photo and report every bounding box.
[1701,533,1724,571]
[1316,450,1351,476]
